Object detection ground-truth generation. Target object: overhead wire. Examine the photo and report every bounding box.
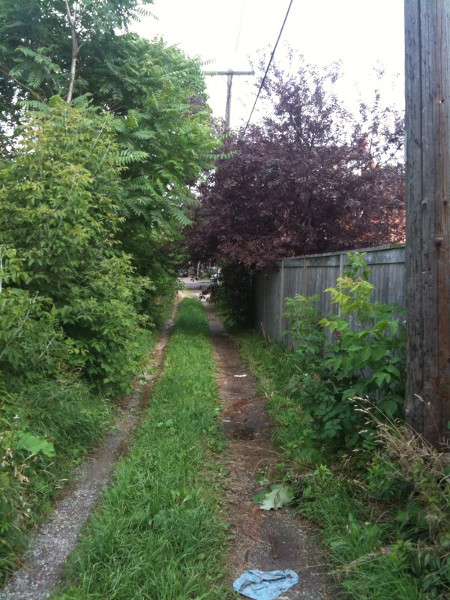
[234,0,246,55]
[242,0,294,136]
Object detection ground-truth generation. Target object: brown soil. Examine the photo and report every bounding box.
[1,295,333,600]
[207,303,333,599]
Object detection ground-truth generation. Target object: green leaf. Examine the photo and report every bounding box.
[259,484,293,510]
[372,346,386,361]
[16,433,56,457]
[361,345,372,363]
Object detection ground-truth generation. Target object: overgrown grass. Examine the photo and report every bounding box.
[234,332,317,462]
[52,299,229,600]
[0,327,158,581]
[0,380,111,578]
[233,331,449,600]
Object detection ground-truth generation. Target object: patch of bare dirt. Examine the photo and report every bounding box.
[206,304,333,600]
[0,310,177,600]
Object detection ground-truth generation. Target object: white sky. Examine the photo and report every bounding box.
[134,0,405,128]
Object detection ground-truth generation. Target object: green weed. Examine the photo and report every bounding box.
[233,280,448,600]
[283,253,406,455]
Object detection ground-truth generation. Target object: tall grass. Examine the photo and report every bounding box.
[53,299,230,600]
[0,380,113,577]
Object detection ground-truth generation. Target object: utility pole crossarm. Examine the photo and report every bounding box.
[204,70,254,76]
[204,70,255,130]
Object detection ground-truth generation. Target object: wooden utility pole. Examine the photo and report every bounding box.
[205,70,254,130]
[404,1,450,444]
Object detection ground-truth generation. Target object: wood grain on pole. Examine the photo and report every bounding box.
[404,0,450,444]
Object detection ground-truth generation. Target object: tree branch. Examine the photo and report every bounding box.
[0,62,44,101]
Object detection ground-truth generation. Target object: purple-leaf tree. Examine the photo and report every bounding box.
[189,58,405,270]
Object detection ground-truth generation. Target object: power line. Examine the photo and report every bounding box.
[242,0,294,136]
[234,0,246,54]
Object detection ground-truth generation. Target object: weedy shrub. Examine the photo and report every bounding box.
[283,252,406,454]
[291,415,450,599]
[320,253,405,418]
[283,294,337,455]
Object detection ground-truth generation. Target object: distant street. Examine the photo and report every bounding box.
[179,277,211,291]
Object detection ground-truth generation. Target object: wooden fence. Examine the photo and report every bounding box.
[254,245,405,344]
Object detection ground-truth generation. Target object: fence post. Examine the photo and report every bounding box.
[279,259,285,340]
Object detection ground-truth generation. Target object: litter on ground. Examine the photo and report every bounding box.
[233,569,299,600]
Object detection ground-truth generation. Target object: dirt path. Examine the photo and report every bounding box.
[0,314,176,600]
[1,296,332,600]
[207,304,332,599]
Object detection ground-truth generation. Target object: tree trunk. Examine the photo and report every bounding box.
[65,0,79,103]
[404,0,450,445]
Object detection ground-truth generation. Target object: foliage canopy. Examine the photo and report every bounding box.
[189,58,405,270]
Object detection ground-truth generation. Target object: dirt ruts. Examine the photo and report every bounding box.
[207,303,332,599]
[1,296,332,600]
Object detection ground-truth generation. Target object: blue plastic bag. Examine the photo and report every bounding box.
[233,569,299,600]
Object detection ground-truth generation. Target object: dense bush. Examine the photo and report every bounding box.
[284,253,406,454]
[209,261,255,329]
[0,103,150,394]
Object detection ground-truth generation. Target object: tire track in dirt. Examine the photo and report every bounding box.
[206,303,333,600]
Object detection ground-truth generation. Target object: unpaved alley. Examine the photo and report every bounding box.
[1,298,332,600]
[207,304,331,599]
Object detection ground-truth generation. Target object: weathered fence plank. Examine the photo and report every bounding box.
[254,245,405,344]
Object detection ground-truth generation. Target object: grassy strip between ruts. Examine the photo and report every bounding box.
[52,299,230,600]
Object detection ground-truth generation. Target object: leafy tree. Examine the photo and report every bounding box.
[0,1,219,319]
[0,101,147,392]
[108,37,218,235]
[0,0,154,107]
[71,33,219,313]
[189,58,405,270]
